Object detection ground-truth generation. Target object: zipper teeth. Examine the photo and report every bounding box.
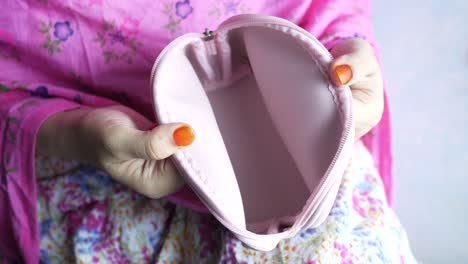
[295,109,354,231]
[149,15,353,238]
[217,15,333,60]
[150,15,333,92]
[217,15,354,233]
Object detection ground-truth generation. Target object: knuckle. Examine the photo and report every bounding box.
[145,137,164,160]
[134,160,182,199]
[140,180,168,199]
[137,162,165,199]
[158,159,173,177]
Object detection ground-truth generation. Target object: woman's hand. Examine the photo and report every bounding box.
[37,105,195,198]
[329,38,384,140]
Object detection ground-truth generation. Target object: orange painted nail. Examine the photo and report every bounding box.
[335,64,353,85]
[173,126,195,147]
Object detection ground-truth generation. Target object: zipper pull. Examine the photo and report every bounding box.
[203,28,214,40]
[202,28,217,56]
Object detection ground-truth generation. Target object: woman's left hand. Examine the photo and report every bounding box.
[329,38,384,140]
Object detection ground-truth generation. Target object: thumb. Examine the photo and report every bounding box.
[329,39,379,87]
[328,39,384,140]
[124,123,196,160]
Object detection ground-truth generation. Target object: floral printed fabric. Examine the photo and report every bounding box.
[38,21,74,55]
[1,0,395,262]
[35,142,416,263]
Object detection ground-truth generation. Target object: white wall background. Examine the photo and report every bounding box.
[372,1,468,263]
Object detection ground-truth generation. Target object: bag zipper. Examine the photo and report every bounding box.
[150,14,334,89]
[212,14,354,235]
[149,14,354,240]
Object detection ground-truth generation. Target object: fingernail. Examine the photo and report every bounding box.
[173,126,195,147]
[335,64,353,85]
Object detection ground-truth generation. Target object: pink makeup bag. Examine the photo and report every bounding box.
[150,14,354,251]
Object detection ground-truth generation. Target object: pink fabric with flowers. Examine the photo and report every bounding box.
[0,0,392,262]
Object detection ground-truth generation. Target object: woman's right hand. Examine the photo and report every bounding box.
[37,105,195,198]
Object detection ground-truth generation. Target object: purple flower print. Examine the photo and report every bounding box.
[94,19,142,64]
[53,21,74,41]
[73,94,83,104]
[300,227,316,238]
[175,0,193,19]
[353,32,367,40]
[40,218,53,239]
[108,30,127,45]
[40,249,50,264]
[30,85,49,98]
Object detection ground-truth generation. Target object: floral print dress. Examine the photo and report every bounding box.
[33,142,415,263]
[1,0,404,263]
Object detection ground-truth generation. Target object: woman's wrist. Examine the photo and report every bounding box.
[36,107,91,161]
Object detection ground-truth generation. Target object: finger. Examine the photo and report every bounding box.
[110,158,185,199]
[330,54,378,87]
[350,77,385,140]
[124,123,196,160]
[148,159,185,198]
[329,40,379,87]
[330,58,383,139]
[352,93,375,140]
[136,159,185,199]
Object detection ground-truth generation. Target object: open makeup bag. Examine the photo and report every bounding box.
[150,14,355,251]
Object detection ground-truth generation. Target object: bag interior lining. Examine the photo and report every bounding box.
[157,25,342,234]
